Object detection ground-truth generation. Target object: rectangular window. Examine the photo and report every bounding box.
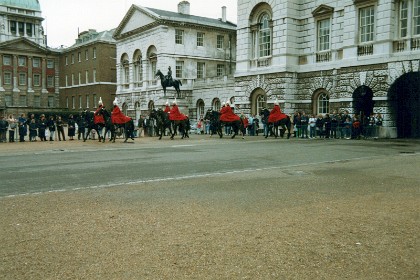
[79,96,82,109]
[48,96,54,108]
[4,72,12,85]
[5,95,12,106]
[93,69,97,82]
[33,74,41,86]
[93,47,97,59]
[78,52,81,62]
[10,21,16,34]
[93,95,97,106]
[85,49,89,60]
[217,35,224,49]
[71,74,75,86]
[71,54,75,64]
[197,32,204,47]
[400,1,408,37]
[72,96,75,109]
[47,76,54,87]
[32,57,41,68]
[78,72,81,85]
[19,95,26,106]
[85,70,89,84]
[34,95,40,107]
[175,29,184,44]
[19,73,26,85]
[18,56,26,66]
[317,18,331,51]
[414,0,420,35]
[3,55,11,65]
[26,23,32,36]
[176,61,184,78]
[65,75,68,87]
[66,97,69,108]
[18,22,24,36]
[86,95,90,109]
[65,56,68,65]
[359,6,375,43]
[217,64,225,77]
[47,59,54,69]
[197,62,205,78]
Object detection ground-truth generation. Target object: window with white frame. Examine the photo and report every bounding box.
[3,55,11,65]
[4,72,12,85]
[34,96,40,107]
[256,95,266,114]
[359,6,375,43]
[259,13,271,57]
[79,96,82,108]
[72,74,75,86]
[197,62,205,79]
[47,59,54,69]
[217,64,224,77]
[86,95,89,108]
[176,61,184,78]
[18,56,26,66]
[32,57,41,68]
[78,52,81,62]
[72,96,75,109]
[197,32,204,47]
[175,29,184,44]
[93,47,97,59]
[19,73,26,85]
[78,72,81,85]
[134,54,143,85]
[317,18,331,51]
[85,49,89,60]
[317,92,330,114]
[47,76,54,87]
[213,99,221,111]
[48,96,54,108]
[93,69,97,83]
[33,74,40,86]
[217,35,224,49]
[71,54,75,64]
[66,97,69,108]
[85,70,89,84]
[65,56,68,65]
[399,0,420,37]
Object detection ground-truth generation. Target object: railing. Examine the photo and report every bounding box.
[357,44,373,56]
[393,40,406,52]
[250,57,272,68]
[411,38,420,50]
[316,51,331,63]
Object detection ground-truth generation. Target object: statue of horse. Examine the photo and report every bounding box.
[155,70,182,97]
[266,116,292,139]
[149,108,173,140]
[83,111,103,142]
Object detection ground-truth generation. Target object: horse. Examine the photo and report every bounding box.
[266,116,292,139]
[83,111,103,142]
[100,108,135,143]
[155,70,182,97]
[204,110,242,139]
[171,118,190,140]
[149,108,173,140]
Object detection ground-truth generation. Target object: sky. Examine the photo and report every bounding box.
[38,0,237,48]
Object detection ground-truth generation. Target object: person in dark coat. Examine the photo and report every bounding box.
[38,114,47,141]
[47,115,56,141]
[67,114,76,140]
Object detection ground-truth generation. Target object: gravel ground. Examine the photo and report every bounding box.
[0,139,419,279]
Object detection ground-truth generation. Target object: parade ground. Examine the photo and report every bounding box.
[0,135,419,279]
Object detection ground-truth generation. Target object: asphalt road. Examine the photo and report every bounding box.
[1,135,419,197]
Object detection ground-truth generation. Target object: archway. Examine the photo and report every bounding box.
[389,72,420,138]
[353,85,374,121]
[250,88,267,115]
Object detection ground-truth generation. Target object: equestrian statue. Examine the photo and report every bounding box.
[156,66,182,97]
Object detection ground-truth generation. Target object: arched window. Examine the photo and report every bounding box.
[317,92,330,115]
[213,98,221,111]
[122,103,129,116]
[121,53,129,89]
[133,51,143,87]
[148,100,155,111]
[197,99,205,119]
[259,14,271,57]
[251,88,267,115]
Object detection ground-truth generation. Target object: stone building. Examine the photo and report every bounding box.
[0,0,60,117]
[113,1,237,123]
[59,29,117,111]
[235,0,420,138]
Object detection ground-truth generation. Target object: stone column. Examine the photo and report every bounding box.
[27,57,34,93]
[12,55,19,93]
[41,57,48,93]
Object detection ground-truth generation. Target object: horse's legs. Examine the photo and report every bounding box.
[83,128,90,142]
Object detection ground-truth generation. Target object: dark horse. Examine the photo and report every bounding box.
[100,108,135,143]
[266,116,292,139]
[83,111,103,142]
[149,108,173,140]
[156,70,182,97]
[204,110,242,139]
[171,117,190,140]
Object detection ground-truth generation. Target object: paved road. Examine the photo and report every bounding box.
[1,136,419,197]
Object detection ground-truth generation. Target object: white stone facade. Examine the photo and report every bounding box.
[113,3,237,123]
[235,0,420,138]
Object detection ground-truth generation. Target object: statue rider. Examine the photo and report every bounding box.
[166,66,173,86]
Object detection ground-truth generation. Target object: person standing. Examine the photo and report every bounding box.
[7,114,17,142]
[137,115,144,137]
[324,114,332,139]
[308,114,316,139]
[67,114,76,140]
[29,119,37,142]
[77,112,86,140]
[300,111,308,138]
[38,114,47,141]
[18,113,27,142]
[47,115,56,141]
[0,115,8,142]
[56,116,66,141]
[330,111,339,139]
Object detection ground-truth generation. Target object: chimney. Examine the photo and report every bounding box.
[222,6,227,22]
[178,1,190,15]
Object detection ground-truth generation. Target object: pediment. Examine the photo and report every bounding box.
[312,5,334,17]
[114,5,159,39]
[0,38,50,54]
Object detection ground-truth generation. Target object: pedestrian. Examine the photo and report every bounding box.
[315,114,324,138]
[137,115,144,137]
[47,115,56,141]
[7,114,17,142]
[77,112,86,140]
[67,114,76,140]
[38,114,47,141]
[324,113,332,139]
[300,111,308,138]
[18,113,27,142]
[330,111,339,139]
[0,115,8,142]
[308,114,316,139]
[56,115,66,141]
[29,119,37,142]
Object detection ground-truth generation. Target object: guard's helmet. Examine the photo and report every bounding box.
[98,97,103,106]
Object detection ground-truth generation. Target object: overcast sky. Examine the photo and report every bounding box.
[38,0,237,48]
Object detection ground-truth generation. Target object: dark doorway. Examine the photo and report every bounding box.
[353,85,374,122]
[389,72,420,138]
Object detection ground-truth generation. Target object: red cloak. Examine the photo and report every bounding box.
[111,105,131,124]
[164,105,171,113]
[169,105,187,121]
[268,105,287,123]
[220,106,241,122]
[94,105,105,124]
